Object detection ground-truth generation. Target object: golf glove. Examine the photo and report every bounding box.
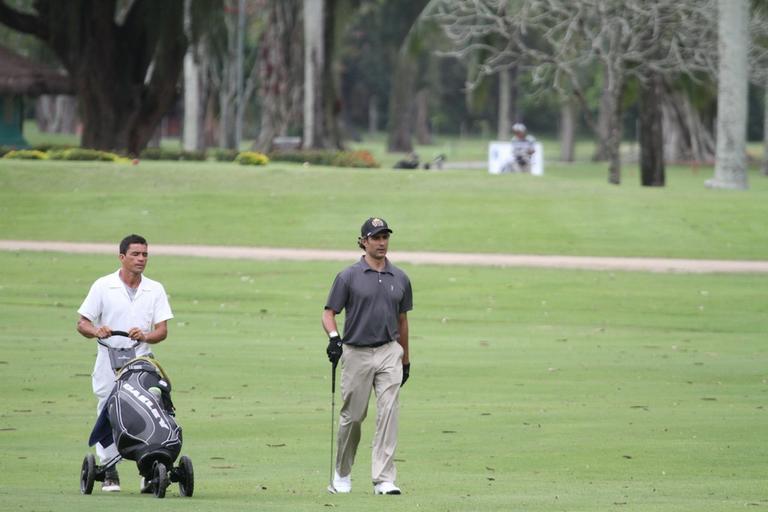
[401,363,410,386]
[326,335,343,364]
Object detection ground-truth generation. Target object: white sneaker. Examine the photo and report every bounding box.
[327,471,351,494]
[373,482,401,495]
[101,467,120,492]
[101,479,121,492]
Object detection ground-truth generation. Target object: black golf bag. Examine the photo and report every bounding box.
[83,351,193,498]
[89,357,181,475]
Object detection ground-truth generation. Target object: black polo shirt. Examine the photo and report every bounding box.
[325,256,413,346]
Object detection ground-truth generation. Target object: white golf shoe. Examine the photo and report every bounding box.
[373,482,401,495]
[327,471,351,494]
[101,467,121,492]
[101,480,121,492]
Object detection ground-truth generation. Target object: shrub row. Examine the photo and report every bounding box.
[2,148,124,161]
[139,148,207,161]
[2,149,49,160]
[2,145,380,168]
[268,149,379,168]
[49,148,123,161]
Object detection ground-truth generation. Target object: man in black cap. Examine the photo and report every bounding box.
[323,217,413,495]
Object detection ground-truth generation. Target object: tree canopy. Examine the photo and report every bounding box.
[0,0,218,154]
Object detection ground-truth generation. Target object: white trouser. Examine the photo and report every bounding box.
[92,350,119,465]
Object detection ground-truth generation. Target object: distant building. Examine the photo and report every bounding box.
[0,45,73,147]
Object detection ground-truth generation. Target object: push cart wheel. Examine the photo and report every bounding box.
[80,454,96,495]
[178,455,194,497]
[153,462,168,499]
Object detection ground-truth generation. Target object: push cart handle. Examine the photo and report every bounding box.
[96,330,139,348]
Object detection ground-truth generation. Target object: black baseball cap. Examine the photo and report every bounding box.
[360,217,393,238]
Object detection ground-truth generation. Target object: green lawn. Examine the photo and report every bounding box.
[1,151,766,511]
[1,159,767,260]
[0,251,766,511]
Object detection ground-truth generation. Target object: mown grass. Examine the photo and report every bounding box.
[1,135,766,511]
[0,251,766,511]
[1,158,767,260]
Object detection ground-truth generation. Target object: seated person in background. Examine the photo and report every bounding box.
[503,123,536,173]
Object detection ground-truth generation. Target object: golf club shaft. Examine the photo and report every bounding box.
[329,361,337,487]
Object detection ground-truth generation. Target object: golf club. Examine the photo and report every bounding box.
[328,360,338,493]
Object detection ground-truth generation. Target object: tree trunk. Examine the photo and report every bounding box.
[182,0,203,151]
[303,0,344,149]
[81,3,186,154]
[386,50,417,152]
[559,96,575,162]
[203,92,218,148]
[763,84,768,176]
[381,0,431,153]
[414,88,431,145]
[368,95,378,135]
[183,49,203,151]
[35,96,52,133]
[639,72,665,187]
[593,67,613,162]
[303,0,324,149]
[498,68,510,139]
[604,76,625,185]
[709,0,749,189]
[321,0,344,149]
[35,95,78,134]
[661,86,716,163]
[253,0,303,152]
[217,6,239,150]
[218,83,236,149]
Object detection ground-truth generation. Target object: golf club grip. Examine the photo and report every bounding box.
[331,360,338,393]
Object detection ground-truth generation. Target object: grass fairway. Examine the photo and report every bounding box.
[0,251,766,511]
[1,159,767,259]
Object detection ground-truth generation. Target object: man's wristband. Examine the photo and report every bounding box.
[328,330,339,339]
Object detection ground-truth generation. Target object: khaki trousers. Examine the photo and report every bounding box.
[336,341,404,484]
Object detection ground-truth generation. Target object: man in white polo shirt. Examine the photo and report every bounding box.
[76,234,173,492]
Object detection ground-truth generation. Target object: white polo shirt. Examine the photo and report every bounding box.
[78,269,174,360]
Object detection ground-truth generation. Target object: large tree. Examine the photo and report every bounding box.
[0,0,215,155]
[431,0,717,185]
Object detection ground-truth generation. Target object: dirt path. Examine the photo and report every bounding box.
[1,240,767,273]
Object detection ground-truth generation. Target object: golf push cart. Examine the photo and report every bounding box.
[80,331,193,498]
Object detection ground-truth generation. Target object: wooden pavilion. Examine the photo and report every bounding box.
[0,45,73,147]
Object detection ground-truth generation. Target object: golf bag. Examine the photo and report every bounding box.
[89,357,182,476]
